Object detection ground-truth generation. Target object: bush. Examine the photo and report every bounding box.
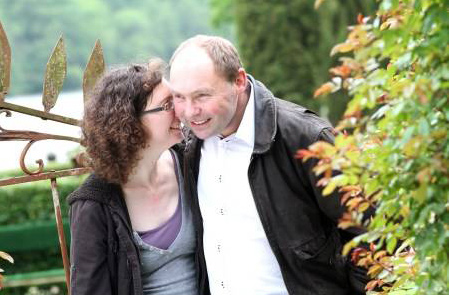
[303,0,449,294]
[0,176,85,225]
[0,172,88,295]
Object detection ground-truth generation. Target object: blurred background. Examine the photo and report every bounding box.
[0,0,374,294]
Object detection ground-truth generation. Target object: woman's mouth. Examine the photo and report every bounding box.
[170,124,181,130]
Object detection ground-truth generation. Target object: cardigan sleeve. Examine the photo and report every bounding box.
[69,199,113,295]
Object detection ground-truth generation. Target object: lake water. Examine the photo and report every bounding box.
[0,91,84,171]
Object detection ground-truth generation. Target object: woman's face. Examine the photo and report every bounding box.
[141,79,183,150]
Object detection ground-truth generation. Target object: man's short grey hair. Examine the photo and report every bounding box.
[170,35,243,82]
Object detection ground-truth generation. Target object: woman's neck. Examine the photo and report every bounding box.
[123,146,166,190]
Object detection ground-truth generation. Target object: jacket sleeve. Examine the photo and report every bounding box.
[302,127,347,223]
[305,127,371,293]
[69,199,113,295]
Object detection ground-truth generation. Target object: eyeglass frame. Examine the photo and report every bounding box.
[140,100,174,116]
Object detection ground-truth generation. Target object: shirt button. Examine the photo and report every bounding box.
[217,244,221,252]
[219,208,224,215]
[221,281,225,288]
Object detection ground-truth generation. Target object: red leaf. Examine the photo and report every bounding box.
[295,149,316,161]
[357,13,364,24]
[366,279,383,291]
[339,185,362,193]
[313,82,336,98]
[329,65,352,78]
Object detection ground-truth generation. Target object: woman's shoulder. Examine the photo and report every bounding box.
[67,174,122,206]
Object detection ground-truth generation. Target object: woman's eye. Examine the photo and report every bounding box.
[164,100,174,110]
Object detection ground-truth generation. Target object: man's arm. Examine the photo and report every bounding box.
[303,127,371,294]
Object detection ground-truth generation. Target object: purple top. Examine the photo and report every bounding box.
[137,195,182,250]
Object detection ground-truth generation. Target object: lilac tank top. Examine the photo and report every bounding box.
[136,151,182,250]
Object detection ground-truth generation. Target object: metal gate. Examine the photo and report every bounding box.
[0,20,105,294]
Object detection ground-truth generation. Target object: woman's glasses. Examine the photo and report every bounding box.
[141,100,174,116]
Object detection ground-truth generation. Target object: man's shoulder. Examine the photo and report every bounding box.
[275,98,333,141]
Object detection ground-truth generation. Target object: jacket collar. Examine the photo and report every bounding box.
[248,75,277,154]
[68,174,134,232]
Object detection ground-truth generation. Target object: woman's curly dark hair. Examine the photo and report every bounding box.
[81,58,166,184]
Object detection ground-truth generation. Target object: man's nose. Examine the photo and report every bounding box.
[184,99,199,118]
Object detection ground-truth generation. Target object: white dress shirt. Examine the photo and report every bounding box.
[197,82,288,295]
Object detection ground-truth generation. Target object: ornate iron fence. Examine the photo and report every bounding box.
[0,20,105,294]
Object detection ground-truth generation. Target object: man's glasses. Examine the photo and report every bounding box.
[141,100,174,116]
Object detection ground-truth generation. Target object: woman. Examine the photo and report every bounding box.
[68,59,198,295]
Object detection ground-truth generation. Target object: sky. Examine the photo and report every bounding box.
[0,91,83,171]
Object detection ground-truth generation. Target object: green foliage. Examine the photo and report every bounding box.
[1,250,66,295]
[0,176,85,225]
[0,0,232,96]
[211,0,375,123]
[0,175,86,294]
[0,251,14,290]
[305,0,449,293]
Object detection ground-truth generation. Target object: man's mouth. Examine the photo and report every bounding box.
[191,119,210,126]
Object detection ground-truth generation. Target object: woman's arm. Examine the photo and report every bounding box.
[69,200,113,295]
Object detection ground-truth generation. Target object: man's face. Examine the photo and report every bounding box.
[169,47,240,139]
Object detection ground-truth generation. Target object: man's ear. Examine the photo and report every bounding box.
[235,68,248,93]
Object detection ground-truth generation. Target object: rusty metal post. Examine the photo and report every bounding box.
[50,178,71,295]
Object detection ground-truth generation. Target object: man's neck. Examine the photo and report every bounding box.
[220,85,251,138]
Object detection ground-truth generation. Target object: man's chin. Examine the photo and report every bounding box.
[190,128,214,140]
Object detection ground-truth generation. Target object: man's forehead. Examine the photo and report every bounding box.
[168,80,213,95]
[171,46,212,71]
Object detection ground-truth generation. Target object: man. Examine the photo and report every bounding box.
[169,35,366,295]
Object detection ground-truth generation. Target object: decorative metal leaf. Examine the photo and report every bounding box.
[83,39,105,103]
[0,251,14,264]
[0,21,11,102]
[42,35,67,112]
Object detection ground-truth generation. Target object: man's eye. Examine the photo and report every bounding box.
[197,93,211,100]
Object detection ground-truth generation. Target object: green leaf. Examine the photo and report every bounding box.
[413,183,427,203]
[418,117,430,135]
[380,0,393,11]
[342,240,357,256]
[395,52,412,69]
[387,237,397,254]
[322,181,337,196]
[401,127,415,146]
[388,290,414,295]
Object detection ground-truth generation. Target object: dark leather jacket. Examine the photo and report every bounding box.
[184,76,366,295]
